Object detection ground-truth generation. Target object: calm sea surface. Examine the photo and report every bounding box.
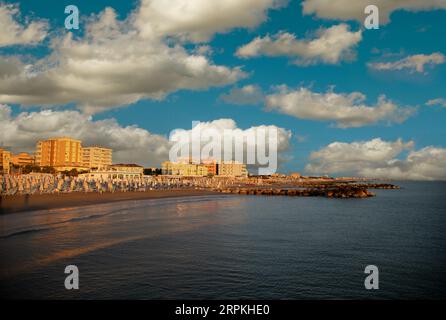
[1,181,445,299]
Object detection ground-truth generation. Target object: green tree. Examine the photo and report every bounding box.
[41,166,56,174]
[69,169,79,177]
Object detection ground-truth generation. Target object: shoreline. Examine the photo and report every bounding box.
[0,189,221,214]
[0,182,403,214]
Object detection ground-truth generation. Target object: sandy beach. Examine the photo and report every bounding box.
[0,189,221,214]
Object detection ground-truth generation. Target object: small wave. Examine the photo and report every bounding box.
[0,226,53,239]
[0,195,232,239]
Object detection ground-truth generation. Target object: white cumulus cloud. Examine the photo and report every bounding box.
[305,138,446,181]
[236,24,362,65]
[426,98,446,108]
[219,85,264,105]
[0,3,48,47]
[302,0,446,24]
[0,4,249,114]
[169,119,291,154]
[265,86,415,128]
[0,105,292,168]
[135,0,288,42]
[0,104,170,166]
[368,53,445,74]
[169,118,292,173]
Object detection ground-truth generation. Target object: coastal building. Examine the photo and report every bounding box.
[290,172,301,179]
[161,161,208,176]
[161,160,248,177]
[36,137,83,171]
[202,159,218,176]
[218,161,248,177]
[0,148,11,174]
[11,152,35,167]
[109,164,144,175]
[82,146,112,169]
[83,164,144,180]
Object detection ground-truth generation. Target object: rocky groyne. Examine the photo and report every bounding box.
[362,183,400,189]
[214,182,401,198]
[215,185,376,198]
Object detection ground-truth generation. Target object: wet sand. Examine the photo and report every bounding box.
[0,189,221,214]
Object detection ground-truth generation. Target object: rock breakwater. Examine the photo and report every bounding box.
[216,185,376,198]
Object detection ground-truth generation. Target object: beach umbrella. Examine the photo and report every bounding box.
[83,180,89,192]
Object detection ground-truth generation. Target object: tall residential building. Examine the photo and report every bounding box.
[82,147,112,169]
[218,161,248,177]
[161,161,208,176]
[0,148,11,174]
[35,137,82,169]
[11,152,35,167]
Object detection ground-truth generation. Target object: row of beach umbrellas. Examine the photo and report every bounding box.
[0,174,243,196]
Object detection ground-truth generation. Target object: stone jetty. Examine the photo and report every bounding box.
[362,183,400,189]
[214,182,401,198]
[216,185,375,198]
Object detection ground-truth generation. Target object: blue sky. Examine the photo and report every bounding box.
[1,0,445,178]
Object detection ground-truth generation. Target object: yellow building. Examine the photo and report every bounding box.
[161,161,208,176]
[290,172,301,179]
[109,164,144,175]
[11,152,35,167]
[81,164,143,180]
[202,159,218,176]
[218,161,248,177]
[35,137,83,170]
[0,148,11,174]
[82,147,112,169]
